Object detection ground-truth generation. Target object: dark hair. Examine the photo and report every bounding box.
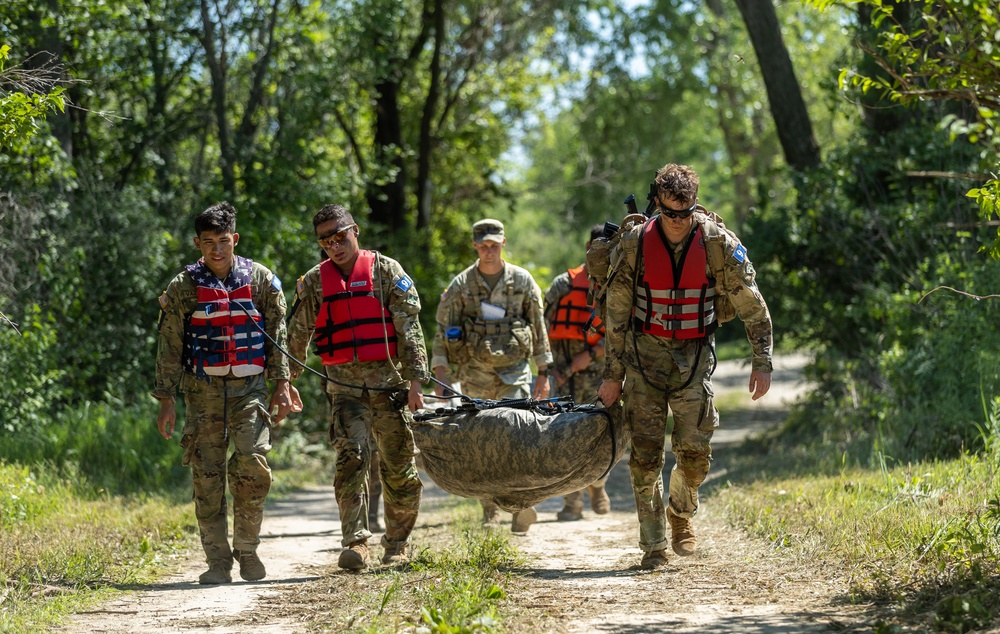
[589,223,605,243]
[654,163,699,205]
[195,202,237,235]
[312,204,354,229]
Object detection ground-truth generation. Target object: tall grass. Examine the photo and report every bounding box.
[719,396,1000,631]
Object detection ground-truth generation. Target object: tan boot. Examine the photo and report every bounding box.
[668,509,697,557]
[587,484,611,514]
[557,493,584,521]
[381,542,410,565]
[233,549,266,581]
[198,560,233,584]
[511,507,537,535]
[639,549,669,570]
[338,540,369,570]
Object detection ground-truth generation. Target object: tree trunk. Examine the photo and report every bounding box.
[416,0,445,230]
[733,0,821,171]
[367,79,407,230]
[199,0,236,199]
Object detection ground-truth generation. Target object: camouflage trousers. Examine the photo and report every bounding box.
[553,363,607,508]
[329,388,422,549]
[622,343,718,553]
[460,373,532,520]
[180,373,272,564]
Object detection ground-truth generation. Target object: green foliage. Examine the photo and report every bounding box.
[0,461,194,633]
[0,44,66,152]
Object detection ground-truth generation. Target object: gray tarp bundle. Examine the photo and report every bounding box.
[411,403,628,512]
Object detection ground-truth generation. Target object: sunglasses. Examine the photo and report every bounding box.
[657,200,698,219]
[317,225,356,247]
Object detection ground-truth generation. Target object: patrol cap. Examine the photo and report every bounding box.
[472,218,505,243]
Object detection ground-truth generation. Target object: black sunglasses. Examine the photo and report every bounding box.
[658,200,698,219]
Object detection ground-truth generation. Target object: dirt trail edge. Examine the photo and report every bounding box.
[56,353,873,633]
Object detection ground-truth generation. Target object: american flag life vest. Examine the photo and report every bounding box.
[183,255,266,380]
[314,250,397,365]
[548,265,604,346]
[634,220,717,340]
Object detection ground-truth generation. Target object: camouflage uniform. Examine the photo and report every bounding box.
[543,269,608,513]
[604,212,772,554]
[288,253,427,552]
[431,262,553,396]
[153,261,290,566]
[432,260,553,521]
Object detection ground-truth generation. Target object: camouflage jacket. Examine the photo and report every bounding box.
[152,259,290,399]
[288,253,428,395]
[543,267,603,376]
[431,261,553,377]
[603,212,773,383]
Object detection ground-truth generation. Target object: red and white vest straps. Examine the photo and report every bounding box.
[183,255,266,379]
[635,220,718,340]
[314,250,398,365]
[548,265,604,346]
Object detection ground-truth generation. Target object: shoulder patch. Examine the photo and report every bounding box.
[158,291,169,310]
[296,275,305,298]
[733,244,747,264]
[394,274,413,292]
[270,274,282,291]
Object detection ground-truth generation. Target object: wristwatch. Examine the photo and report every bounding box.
[537,367,550,377]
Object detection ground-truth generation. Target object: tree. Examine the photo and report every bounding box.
[733,0,821,171]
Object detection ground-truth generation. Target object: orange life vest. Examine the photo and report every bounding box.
[314,251,398,365]
[183,256,266,380]
[634,220,717,340]
[548,265,603,346]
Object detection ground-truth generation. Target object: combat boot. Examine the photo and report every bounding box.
[233,549,266,581]
[667,508,697,557]
[511,507,537,535]
[198,559,233,585]
[639,549,669,570]
[481,500,501,526]
[588,484,611,515]
[381,542,410,565]
[338,540,369,570]
[556,494,584,521]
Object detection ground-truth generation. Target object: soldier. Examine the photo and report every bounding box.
[597,164,773,569]
[153,202,296,585]
[432,218,554,534]
[544,224,612,522]
[288,204,426,570]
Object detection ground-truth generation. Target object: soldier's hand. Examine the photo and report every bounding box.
[269,379,300,424]
[597,380,623,407]
[532,374,551,400]
[408,381,424,413]
[749,370,771,401]
[433,366,454,397]
[157,399,176,440]
[570,350,591,373]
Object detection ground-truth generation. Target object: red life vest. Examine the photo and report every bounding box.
[183,255,266,379]
[548,265,604,346]
[634,220,717,340]
[314,251,398,365]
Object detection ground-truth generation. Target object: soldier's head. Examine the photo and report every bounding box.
[654,163,699,210]
[654,164,699,238]
[194,202,239,278]
[586,223,604,251]
[313,204,360,273]
[472,218,506,269]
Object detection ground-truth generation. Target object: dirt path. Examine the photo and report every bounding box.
[55,353,871,633]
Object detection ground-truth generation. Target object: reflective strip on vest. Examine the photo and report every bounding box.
[314,251,398,365]
[636,221,716,340]
[182,256,266,379]
[548,265,603,345]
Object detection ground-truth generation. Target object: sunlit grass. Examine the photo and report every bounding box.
[0,461,196,633]
[719,451,1000,629]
